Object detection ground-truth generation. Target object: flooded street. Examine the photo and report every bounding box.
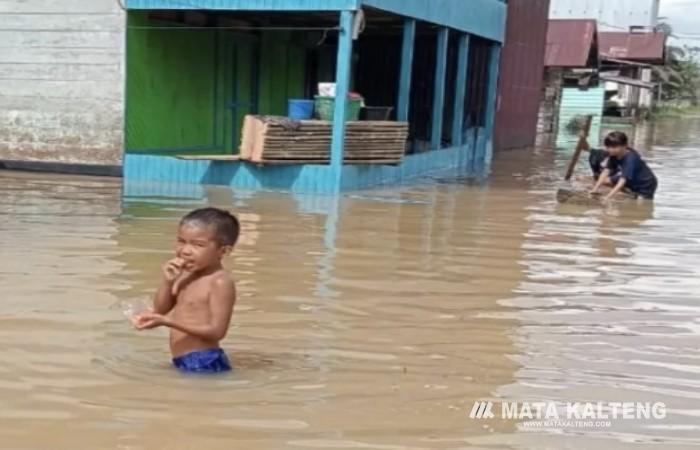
[1,119,700,449]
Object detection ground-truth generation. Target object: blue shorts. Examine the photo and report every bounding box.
[173,349,232,374]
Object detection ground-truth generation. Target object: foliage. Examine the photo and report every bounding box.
[565,115,589,135]
[653,23,700,106]
[652,105,700,118]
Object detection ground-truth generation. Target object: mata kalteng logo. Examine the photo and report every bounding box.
[469,401,495,419]
[469,401,667,422]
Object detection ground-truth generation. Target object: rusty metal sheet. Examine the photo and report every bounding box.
[494,0,550,151]
[545,19,598,68]
[599,32,666,63]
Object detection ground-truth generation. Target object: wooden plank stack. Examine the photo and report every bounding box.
[239,115,409,165]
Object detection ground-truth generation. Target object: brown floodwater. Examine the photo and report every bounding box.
[1,119,699,450]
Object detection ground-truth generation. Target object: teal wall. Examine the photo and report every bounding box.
[556,86,605,148]
[123,127,487,194]
[362,0,506,42]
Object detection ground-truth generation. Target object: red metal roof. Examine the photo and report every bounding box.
[599,32,666,63]
[545,19,598,68]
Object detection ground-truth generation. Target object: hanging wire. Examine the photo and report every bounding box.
[315,28,330,46]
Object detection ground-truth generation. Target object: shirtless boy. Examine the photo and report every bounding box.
[134,208,239,373]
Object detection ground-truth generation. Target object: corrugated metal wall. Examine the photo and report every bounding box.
[549,0,659,31]
[493,0,550,151]
[555,86,605,148]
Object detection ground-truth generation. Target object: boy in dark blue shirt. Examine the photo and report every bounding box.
[591,131,658,201]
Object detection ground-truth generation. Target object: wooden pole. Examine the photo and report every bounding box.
[564,115,593,181]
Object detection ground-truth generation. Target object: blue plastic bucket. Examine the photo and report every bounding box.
[288,99,314,120]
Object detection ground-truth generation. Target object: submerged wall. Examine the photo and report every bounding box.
[0,0,125,165]
[123,128,488,194]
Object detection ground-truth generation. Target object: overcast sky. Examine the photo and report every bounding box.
[660,0,700,50]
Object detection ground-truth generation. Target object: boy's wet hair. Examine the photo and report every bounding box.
[604,131,629,148]
[181,208,240,247]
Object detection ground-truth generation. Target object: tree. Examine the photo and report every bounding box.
[653,22,700,106]
[654,46,700,105]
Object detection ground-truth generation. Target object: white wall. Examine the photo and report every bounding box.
[550,0,660,30]
[0,0,125,165]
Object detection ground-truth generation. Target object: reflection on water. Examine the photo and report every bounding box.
[0,119,699,449]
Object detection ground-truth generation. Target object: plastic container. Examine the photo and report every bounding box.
[361,106,394,121]
[118,297,152,327]
[287,99,315,120]
[314,96,362,121]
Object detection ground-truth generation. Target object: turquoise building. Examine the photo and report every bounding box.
[123,0,507,193]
